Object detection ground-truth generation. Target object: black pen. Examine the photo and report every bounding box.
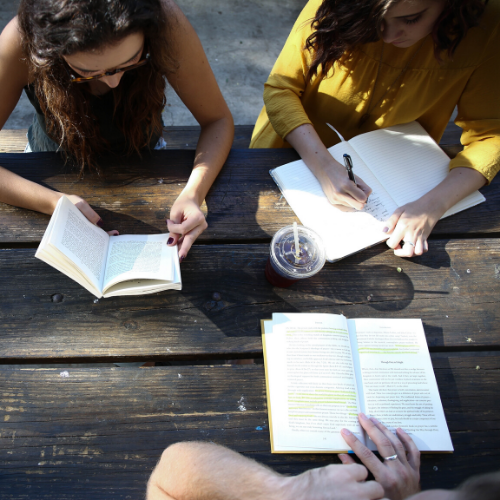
[343,154,357,186]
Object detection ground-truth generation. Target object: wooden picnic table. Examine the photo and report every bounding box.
[0,126,499,498]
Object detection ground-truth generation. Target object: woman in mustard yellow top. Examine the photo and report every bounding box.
[251,0,500,258]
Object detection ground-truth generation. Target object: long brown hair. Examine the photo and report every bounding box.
[18,0,178,174]
[305,0,488,80]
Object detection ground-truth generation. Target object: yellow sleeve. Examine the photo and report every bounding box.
[263,0,321,140]
[450,28,500,183]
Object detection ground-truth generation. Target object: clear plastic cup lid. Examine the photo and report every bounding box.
[270,225,326,278]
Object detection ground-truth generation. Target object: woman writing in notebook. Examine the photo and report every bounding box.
[0,0,233,261]
[251,0,500,257]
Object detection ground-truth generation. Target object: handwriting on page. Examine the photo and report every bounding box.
[361,194,392,221]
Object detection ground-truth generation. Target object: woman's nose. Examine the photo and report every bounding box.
[380,20,404,43]
[99,72,124,88]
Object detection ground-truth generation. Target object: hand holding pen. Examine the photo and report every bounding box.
[343,154,357,186]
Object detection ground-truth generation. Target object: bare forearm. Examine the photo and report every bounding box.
[285,124,336,183]
[419,166,487,216]
[146,442,287,500]
[182,115,233,205]
[0,165,61,214]
[285,124,370,208]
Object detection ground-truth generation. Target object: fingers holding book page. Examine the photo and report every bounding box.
[383,198,442,258]
[65,194,119,235]
[339,413,421,500]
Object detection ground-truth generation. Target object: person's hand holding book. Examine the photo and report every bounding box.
[64,194,119,236]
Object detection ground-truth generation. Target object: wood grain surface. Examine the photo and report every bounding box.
[1,354,499,498]
[0,149,498,244]
[0,126,256,153]
[1,238,498,362]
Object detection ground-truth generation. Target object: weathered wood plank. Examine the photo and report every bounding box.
[0,126,256,153]
[0,238,499,362]
[0,148,498,244]
[1,354,499,497]
[0,123,462,154]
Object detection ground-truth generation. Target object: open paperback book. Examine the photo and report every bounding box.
[270,121,485,262]
[262,313,453,453]
[35,195,181,298]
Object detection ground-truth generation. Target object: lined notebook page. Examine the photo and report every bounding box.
[271,143,389,262]
[350,121,485,213]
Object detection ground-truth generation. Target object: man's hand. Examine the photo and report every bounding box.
[284,462,385,500]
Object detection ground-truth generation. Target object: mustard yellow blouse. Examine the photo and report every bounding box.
[250,0,500,183]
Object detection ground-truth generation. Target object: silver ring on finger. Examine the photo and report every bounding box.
[403,241,415,247]
[383,454,398,461]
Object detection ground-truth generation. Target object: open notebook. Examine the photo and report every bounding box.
[270,121,485,261]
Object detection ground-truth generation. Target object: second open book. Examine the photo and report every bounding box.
[270,121,485,261]
[262,313,453,453]
[36,196,181,298]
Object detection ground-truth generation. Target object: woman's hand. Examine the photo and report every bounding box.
[285,124,371,210]
[339,413,421,500]
[166,192,208,262]
[384,167,488,258]
[383,197,443,258]
[317,158,372,210]
[65,194,119,236]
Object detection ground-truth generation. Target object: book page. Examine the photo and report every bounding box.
[102,233,174,292]
[350,121,484,214]
[36,196,109,293]
[271,144,392,261]
[263,313,364,452]
[349,318,453,452]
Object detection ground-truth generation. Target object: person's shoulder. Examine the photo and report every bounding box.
[295,0,323,31]
[0,17,30,85]
[0,16,24,52]
[451,1,500,65]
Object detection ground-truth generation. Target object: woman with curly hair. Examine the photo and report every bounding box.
[0,0,234,260]
[251,0,500,258]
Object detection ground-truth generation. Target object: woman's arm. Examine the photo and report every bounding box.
[286,124,371,209]
[385,26,499,258]
[383,167,486,257]
[257,1,370,210]
[162,0,234,260]
[0,18,107,226]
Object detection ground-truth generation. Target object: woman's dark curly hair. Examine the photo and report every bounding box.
[305,0,488,80]
[18,0,177,174]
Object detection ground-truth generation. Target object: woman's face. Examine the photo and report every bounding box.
[63,32,145,89]
[381,0,447,47]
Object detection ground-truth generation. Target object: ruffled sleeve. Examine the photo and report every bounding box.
[262,0,321,140]
[449,23,500,183]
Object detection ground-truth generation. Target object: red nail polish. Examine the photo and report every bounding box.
[167,237,174,245]
[179,255,184,263]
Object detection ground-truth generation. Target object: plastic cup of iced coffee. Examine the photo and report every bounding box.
[265,225,326,288]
